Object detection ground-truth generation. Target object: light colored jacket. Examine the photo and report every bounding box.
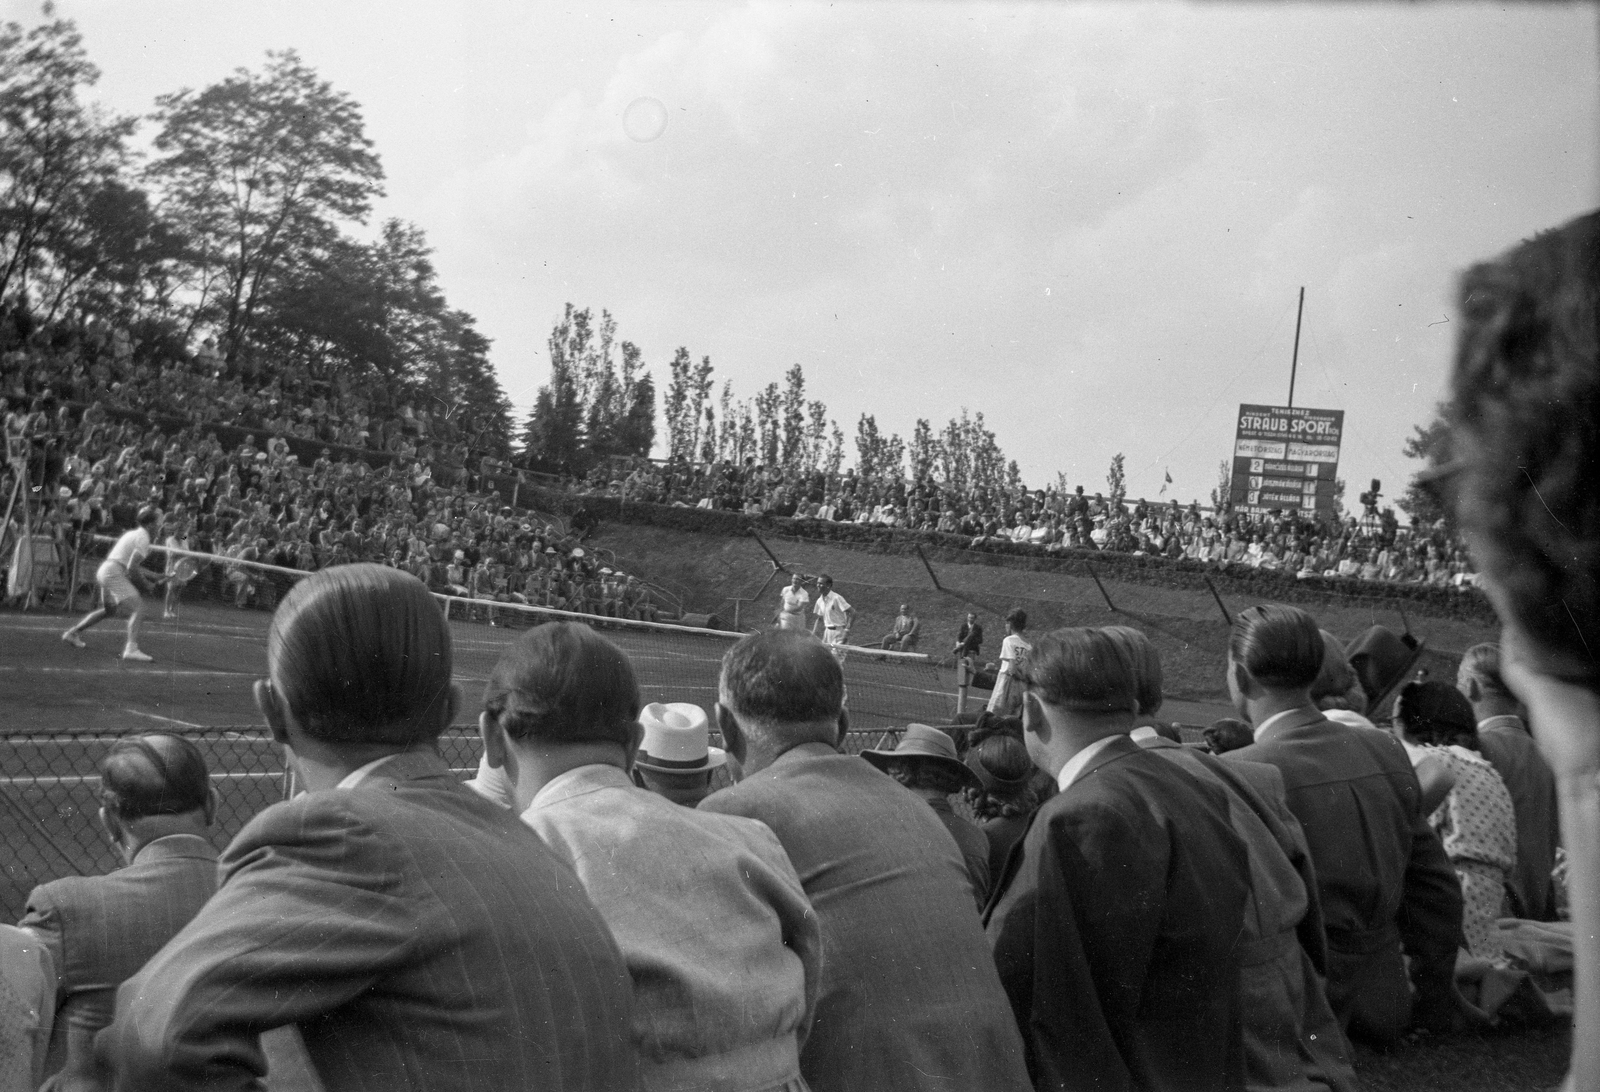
[524,764,821,1092]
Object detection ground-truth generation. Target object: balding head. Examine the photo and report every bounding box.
[98,733,214,863]
[716,629,845,773]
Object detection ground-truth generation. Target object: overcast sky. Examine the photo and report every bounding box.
[16,0,1598,506]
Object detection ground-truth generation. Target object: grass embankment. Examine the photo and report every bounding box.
[593,522,1496,706]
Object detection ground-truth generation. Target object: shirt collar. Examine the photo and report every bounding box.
[1252,708,1302,742]
[1057,734,1123,792]
[131,833,218,864]
[1477,714,1526,733]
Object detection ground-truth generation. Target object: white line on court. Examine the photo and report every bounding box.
[123,709,206,730]
[0,665,251,677]
[0,771,284,787]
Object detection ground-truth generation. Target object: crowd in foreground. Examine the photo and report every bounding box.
[0,558,1574,1092]
[587,457,1479,590]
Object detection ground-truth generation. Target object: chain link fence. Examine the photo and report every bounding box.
[0,726,905,921]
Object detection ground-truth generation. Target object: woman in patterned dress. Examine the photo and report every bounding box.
[1394,681,1518,959]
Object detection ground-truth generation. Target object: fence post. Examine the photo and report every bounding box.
[955,656,970,716]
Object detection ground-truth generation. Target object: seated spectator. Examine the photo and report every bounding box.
[100,565,638,1091]
[878,602,920,652]
[1393,682,1518,961]
[862,725,990,907]
[475,623,820,1092]
[702,629,1031,1092]
[20,734,221,1092]
[1457,642,1561,921]
[0,923,55,1092]
[1222,605,1466,1044]
[985,627,1252,1092]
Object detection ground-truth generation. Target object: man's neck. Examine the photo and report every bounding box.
[509,742,627,811]
[285,736,422,792]
[1246,689,1317,731]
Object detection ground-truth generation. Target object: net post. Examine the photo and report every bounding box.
[955,656,970,716]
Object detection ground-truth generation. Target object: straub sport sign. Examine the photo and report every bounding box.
[1229,404,1343,515]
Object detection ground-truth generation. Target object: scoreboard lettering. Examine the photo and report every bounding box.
[1230,404,1343,516]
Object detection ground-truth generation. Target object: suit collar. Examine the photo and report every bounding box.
[1070,732,1142,785]
[528,763,632,811]
[132,832,218,865]
[353,748,454,789]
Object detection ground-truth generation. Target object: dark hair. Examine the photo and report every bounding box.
[1396,680,1480,750]
[267,564,453,746]
[1103,625,1163,716]
[1005,608,1028,631]
[720,629,843,726]
[100,733,209,820]
[1204,718,1254,755]
[1229,605,1324,691]
[1456,642,1513,700]
[1309,630,1360,707]
[966,734,1038,820]
[483,623,640,747]
[1442,210,1600,685]
[1023,628,1138,714]
[967,710,1023,750]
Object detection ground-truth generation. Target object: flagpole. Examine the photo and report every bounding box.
[1288,286,1305,408]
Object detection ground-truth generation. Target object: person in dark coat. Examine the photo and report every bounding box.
[984,626,1252,1092]
[963,732,1039,884]
[703,630,1031,1092]
[862,724,990,906]
[1222,604,1466,1045]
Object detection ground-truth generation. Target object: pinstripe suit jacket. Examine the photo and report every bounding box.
[21,833,220,1076]
[99,751,640,1092]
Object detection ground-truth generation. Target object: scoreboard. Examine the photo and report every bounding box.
[1229,404,1343,516]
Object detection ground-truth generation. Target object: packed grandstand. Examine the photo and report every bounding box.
[1,313,1478,609]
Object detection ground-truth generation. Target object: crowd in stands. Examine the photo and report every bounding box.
[0,314,660,619]
[589,457,1480,589]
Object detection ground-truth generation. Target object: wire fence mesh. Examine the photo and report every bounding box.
[0,725,905,921]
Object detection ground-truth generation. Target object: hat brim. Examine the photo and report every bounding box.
[862,749,982,790]
[634,746,726,775]
[1357,637,1427,719]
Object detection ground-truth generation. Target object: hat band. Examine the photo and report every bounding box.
[638,750,709,770]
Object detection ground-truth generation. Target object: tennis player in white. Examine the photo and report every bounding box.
[61,506,162,661]
[776,572,809,630]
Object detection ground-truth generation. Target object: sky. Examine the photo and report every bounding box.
[11,0,1598,507]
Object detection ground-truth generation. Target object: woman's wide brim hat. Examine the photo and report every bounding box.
[1347,625,1426,719]
[861,724,981,790]
[635,702,725,774]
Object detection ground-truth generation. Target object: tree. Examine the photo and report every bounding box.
[780,363,807,471]
[662,346,694,463]
[689,356,715,463]
[147,50,384,364]
[909,418,939,492]
[0,16,139,310]
[824,422,845,477]
[805,400,829,473]
[614,350,655,458]
[754,382,781,466]
[1210,459,1232,511]
[1106,453,1126,509]
[855,413,883,482]
[1397,405,1450,527]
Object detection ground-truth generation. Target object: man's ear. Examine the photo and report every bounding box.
[836,705,850,748]
[98,805,121,847]
[443,682,462,731]
[623,720,645,771]
[255,678,290,746]
[1465,677,1483,704]
[1230,660,1259,701]
[714,703,747,765]
[1021,690,1051,745]
[478,708,521,796]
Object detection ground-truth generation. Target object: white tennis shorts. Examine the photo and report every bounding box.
[97,561,140,607]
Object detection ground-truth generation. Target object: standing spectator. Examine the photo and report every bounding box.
[475,623,820,1092]
[985,627,1251,1092]
[776,572,809,631]
[861,725,990,907]
[808,574,853,654]
[961,728,1037,884]
[100,565,639,1091]
[1457,643,1561,921]
[878,603,920,652]
[986,608,1031,715]
[702,630,1030,1092]
[1223,605,1466,1044]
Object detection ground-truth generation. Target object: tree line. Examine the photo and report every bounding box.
[0,16,514,452]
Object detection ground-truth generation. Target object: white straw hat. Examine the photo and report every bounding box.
[635,702,725,773]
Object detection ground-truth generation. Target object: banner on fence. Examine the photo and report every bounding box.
[1229,404,1343,516]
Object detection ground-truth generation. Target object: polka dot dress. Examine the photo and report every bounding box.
[1425,744,1518,959]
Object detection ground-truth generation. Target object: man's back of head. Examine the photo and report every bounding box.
[716,629,843,773]
[100,733,211,827]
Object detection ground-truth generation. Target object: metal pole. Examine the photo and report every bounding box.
[1288,286,1305,408]
[748,530,789,573]
[914,543,943,590]
[1083,560,1116,612]
[1203,575,1233,626]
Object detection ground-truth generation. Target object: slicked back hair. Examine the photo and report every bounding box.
[268,564,453,747]
[1103,625,1163,716]
[100,733,209,821]
[719,629,843,730]
[484,623,641,747]
[1230,605,1324,691]
[1024,628,1139,714]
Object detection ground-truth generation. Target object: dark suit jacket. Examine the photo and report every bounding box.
[929,796,991,907]
[985,736,1251,1092]
[1478,716,1560,921]
[956,622,984,657]
[99,751,639,1092]
[700,743,1030,1092]
[1226,709,1464,1032]
[22,835,219,1082]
